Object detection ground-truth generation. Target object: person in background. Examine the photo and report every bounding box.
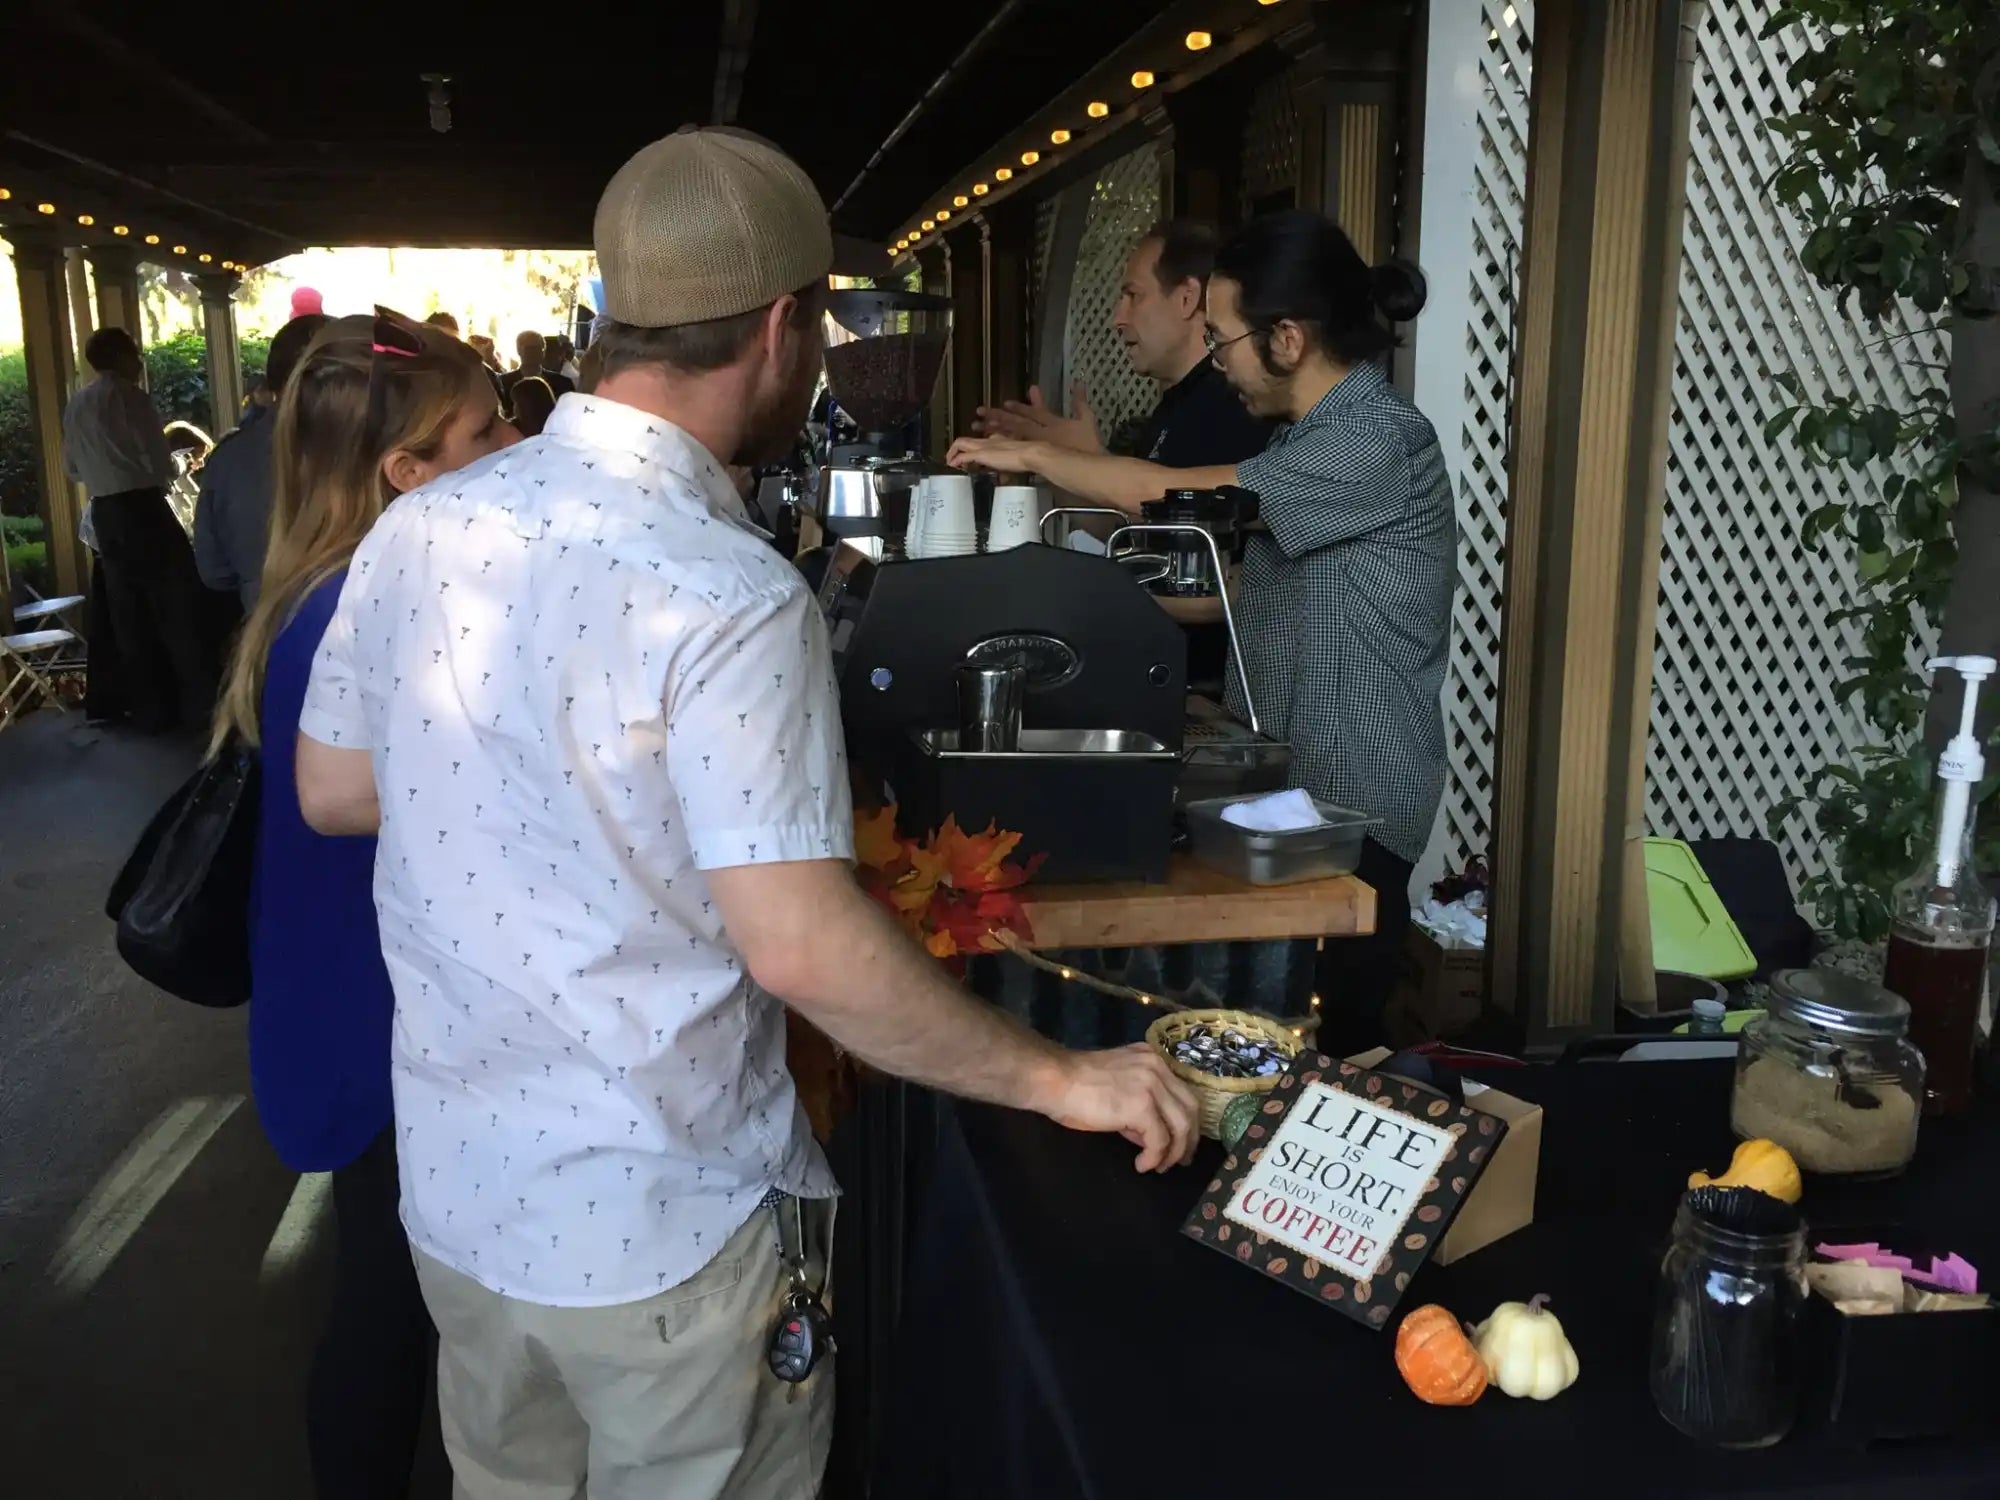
[425,310,460,337]
[211,310,519,1498]
[508,373,556,436]
[194,313,329,608]
[464,332,508,407]
[294,127,1195,1499]
[500,330,573,414]
[61,327,216,733]
[549,332,581,382]
[949,211,1451,1051]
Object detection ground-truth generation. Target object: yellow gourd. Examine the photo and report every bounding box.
[1687,1137,1802,1204]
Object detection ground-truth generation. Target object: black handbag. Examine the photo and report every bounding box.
[105,742,260,1008]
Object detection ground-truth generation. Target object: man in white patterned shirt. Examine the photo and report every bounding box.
[295,127,1197,1500]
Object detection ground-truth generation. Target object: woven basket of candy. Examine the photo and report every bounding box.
[1146,1008,1300,1140]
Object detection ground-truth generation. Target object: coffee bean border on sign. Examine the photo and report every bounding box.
[1178,1049,1511,1334]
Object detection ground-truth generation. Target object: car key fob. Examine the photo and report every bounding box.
[768,1289,834,1383]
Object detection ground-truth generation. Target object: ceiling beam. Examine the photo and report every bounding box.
[33,5,271,144]
[712,0,760,125]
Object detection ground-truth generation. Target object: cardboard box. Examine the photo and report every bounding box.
[1348,1047,1542,1265]
[1395,926,1486,1040]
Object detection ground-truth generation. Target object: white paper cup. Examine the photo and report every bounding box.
[927,472,976,543]
[987,485,1045,550]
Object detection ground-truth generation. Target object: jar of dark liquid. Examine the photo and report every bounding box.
[1881,810,1991,1117]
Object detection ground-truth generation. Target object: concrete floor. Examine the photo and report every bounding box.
[0,711,448,1498]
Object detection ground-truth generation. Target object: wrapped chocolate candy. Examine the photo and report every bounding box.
[1167,1022,1293,1080]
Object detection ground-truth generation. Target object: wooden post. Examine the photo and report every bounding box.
[1164,79,1253,229]
[983,202,1034,410]
[7,227,90,599]
[949,232,982,440]
[192,271,245,435]
[1485,0,1697,1046]
[64,248,95,356]
[917,242,952,462]
[86,243,146,337]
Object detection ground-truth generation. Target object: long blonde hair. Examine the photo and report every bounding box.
[211,313,492,754]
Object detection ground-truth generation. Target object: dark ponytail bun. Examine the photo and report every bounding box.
[1370,259,1428,323]
[1215,210,1419,365]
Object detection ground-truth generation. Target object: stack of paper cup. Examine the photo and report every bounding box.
[904,478,933,557]
[986,485,1045,551]
[918,473,978,557]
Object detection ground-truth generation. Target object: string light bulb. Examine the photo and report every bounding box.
[1087,101,1109,118]
[972,182,989,196]
[1185,30,1213,50]
[937,208,952,221]
[112,224,129,236]
[76,213,95,226]
[994,167,1013,182]
[1020,149,1040,166]
[1131,69,1156,88]
[144,234,160,245]
[921,218,936,231]
[36,202,56,215]
[0,188,11,201]
[172,244,187,255]
[952,194,968,208]
[1050,128,1071,145]
[198,253,213,263]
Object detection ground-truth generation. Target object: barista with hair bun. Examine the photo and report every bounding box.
[948,210,1454,1048]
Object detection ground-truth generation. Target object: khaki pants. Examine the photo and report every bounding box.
[414,1201,833,1500]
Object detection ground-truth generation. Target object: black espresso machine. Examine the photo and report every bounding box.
[819,541,1187,882]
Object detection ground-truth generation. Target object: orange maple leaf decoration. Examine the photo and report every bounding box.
[852,805,1044,967]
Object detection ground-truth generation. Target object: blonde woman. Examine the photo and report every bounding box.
[211,310,517,1496]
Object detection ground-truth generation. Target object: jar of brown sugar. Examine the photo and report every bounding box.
[1730,969,1924,1178]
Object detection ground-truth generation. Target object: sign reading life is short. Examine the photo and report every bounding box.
[1182,1054,1507,1329]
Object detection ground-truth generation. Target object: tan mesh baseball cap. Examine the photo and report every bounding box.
[594,125,833,328]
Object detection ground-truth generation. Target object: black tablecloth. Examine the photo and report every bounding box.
[873,1060,2000,1500]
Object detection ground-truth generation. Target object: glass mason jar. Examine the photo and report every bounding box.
[1650,1190,1808,1449]
[1731,969,1924,1178]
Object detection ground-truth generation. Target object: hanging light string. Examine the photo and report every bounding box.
[989,931,1322,1040]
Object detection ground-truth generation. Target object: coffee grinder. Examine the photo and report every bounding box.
[813,288,953,546]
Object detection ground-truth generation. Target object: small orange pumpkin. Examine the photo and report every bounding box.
[1395,1304,1488,1406]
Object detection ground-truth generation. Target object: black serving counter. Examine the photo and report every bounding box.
[871,1059,2000,1500]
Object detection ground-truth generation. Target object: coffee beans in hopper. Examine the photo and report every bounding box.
[825,331,948,434]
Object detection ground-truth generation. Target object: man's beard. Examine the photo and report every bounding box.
[734,363,815,467]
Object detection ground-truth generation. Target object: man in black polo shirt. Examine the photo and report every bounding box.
[977,220,1269,687]
[978,218,1269,469]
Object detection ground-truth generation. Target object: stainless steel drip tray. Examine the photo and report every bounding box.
[914,727,1177,760]
[1180,695,1290,801]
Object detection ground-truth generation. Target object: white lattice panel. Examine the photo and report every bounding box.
[1433,0,1945,897]
[1434,0,1532,876]
[1061,143,1164,443]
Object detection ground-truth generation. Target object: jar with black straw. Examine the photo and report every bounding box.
[1649,1186,1808,1448]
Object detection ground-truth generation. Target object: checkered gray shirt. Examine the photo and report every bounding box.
[1223,364,1455,863]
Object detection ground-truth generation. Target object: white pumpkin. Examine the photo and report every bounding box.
[1472,1294,1579,1400]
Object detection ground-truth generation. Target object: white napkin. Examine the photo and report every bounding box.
[1219,788,1324,832]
